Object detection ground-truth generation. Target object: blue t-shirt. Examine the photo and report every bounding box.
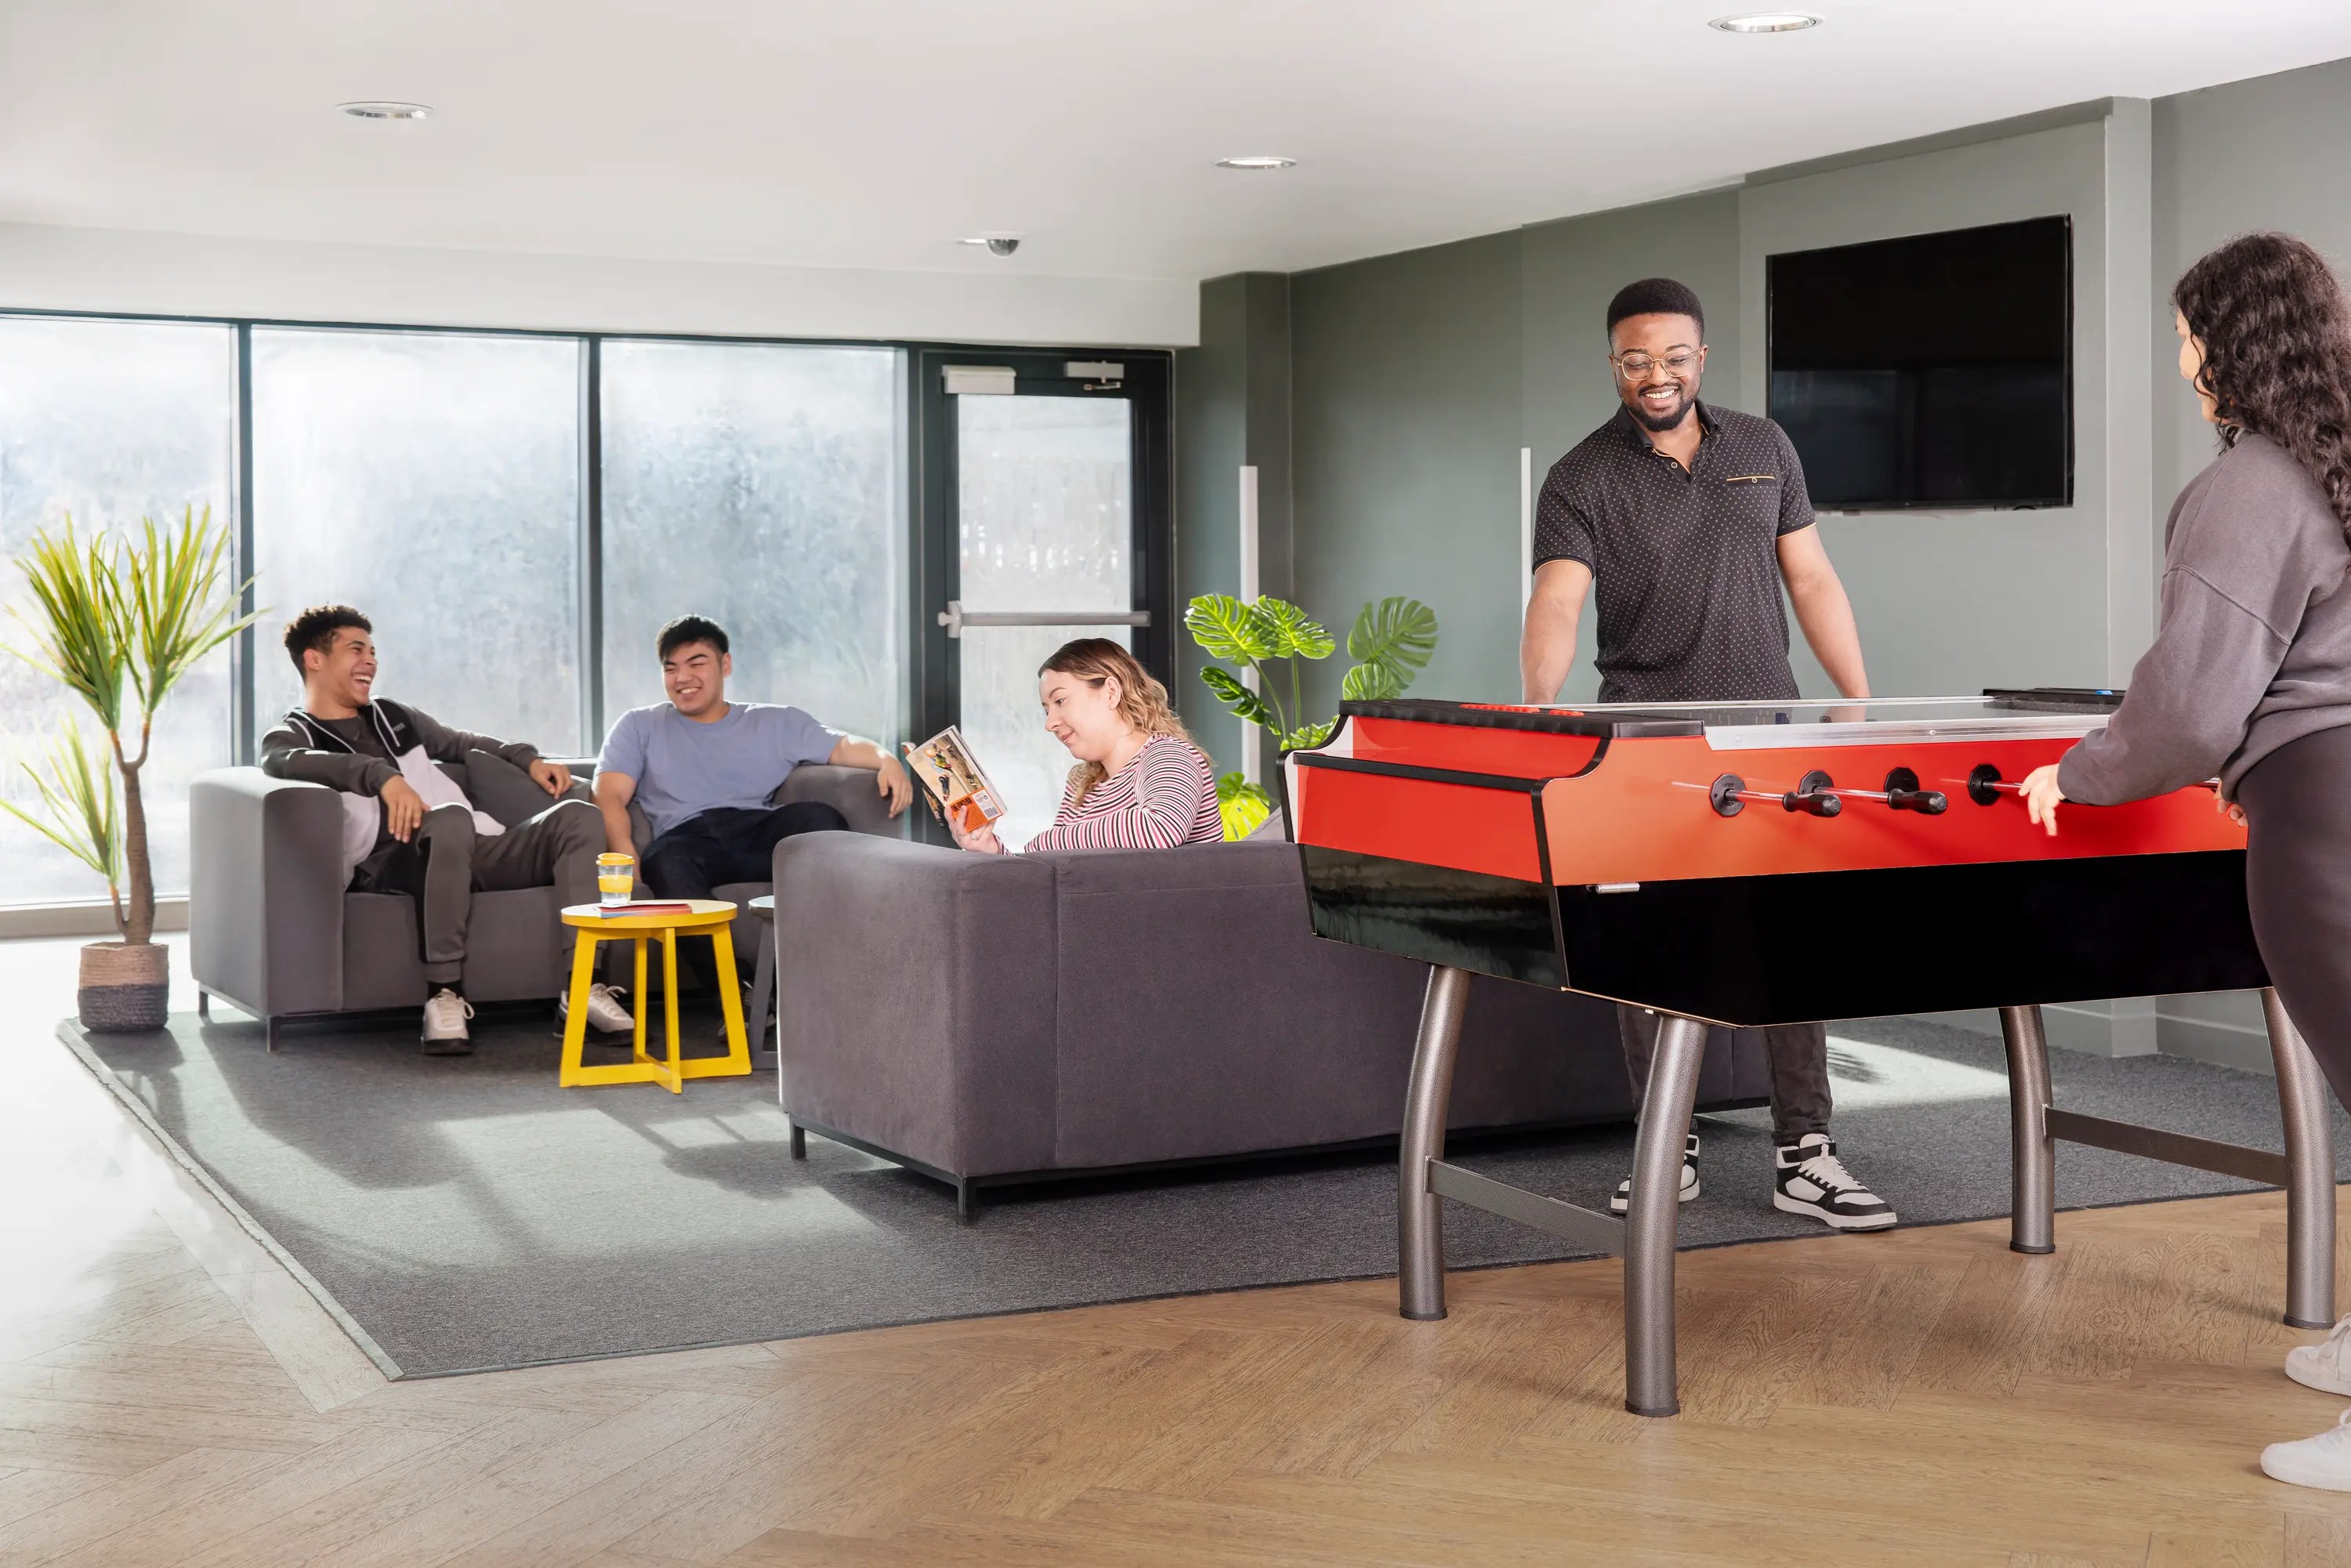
[597,702,843,838]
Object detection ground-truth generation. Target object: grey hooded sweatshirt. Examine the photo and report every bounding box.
[2059,431,2351,805]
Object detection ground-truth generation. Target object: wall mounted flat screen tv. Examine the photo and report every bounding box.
[1767,215,2073,510]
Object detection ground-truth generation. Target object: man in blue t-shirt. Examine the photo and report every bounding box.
[594,615,910,913]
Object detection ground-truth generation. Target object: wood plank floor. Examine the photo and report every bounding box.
[7,948,2351,1563]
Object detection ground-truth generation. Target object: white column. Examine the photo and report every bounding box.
[1239,464,1261,785]
[1519,447,1534,610]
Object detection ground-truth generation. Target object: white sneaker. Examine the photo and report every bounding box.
[1773,1133,1896,1231]
[2262,1408,2351,1490]
[2288,1316,2351,1397]
[1611,1134,1701,1213]
[420,987,474,1055]
[559,983,633,1035]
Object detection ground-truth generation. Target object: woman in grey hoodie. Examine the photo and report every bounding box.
[2018,231,2351,1491]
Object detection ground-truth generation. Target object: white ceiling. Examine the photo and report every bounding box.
[5,0,2350,284]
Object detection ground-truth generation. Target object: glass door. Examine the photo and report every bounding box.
[915,351,1171,847]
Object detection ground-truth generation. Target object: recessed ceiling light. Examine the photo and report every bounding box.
[1216,156,1296,171]
[1708,12,1820,31]
[339,101,432,121]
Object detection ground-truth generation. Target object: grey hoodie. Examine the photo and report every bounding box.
[2059,432,2351,805]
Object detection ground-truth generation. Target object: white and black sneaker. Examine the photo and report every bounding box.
[1611,1133,1701,1214]
[558,983,633,1035]
[1773,1133,1895,1230]
[420,987,475,1056]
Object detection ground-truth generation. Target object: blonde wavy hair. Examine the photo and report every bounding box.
[1039,638,1194,807]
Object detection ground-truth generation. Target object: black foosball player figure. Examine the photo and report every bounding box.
[1519,275,1894,1234]
[2016,232,2351,1494]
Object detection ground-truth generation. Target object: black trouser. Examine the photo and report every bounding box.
[640,802,849,993]
[2239,723,2351,1115]
[361,798,605,989]
[1617,1006,1834,1145]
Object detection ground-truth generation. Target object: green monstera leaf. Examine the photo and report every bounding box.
[1183,594,1273,664]
[1214,771,1274,841]
[1282,719,1336,752]
[1244,596,1335,661]
[1345,596,1437,698]
[1200,664,1275,730]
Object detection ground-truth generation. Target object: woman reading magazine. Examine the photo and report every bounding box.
[948,639,1221,854]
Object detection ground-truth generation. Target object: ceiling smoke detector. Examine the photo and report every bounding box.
[959,236,1021,256]
[1216,156,1297,171]
[339,101,433,120]
[1708,13,1820,31]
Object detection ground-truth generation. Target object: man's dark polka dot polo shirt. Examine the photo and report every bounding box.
[1534,400,1817,704]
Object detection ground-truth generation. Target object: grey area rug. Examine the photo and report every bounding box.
[60,1009,2351,1379]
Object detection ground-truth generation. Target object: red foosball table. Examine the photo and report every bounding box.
[1289,692,2336,1418]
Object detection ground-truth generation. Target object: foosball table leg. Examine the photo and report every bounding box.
[1399,965,1472,1322]
[2262,987,2338,1330]
[1624,1014,1708,1418]
[2000,1005,2057,1255]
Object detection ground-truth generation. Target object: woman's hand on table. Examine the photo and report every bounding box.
[2020,764,2066,836]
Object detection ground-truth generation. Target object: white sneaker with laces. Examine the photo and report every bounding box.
[1773,1133,1896,1230]
[1610,1133,1701,1214]
[420,987,474,1053]
[2262,1408,2351,1490]
[559,983,633,1035]
[2288,1316,2351,1397]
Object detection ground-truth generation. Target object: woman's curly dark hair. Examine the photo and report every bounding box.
[2174,232,2351,531]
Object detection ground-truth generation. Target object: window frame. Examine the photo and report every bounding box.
[0,305,1174,800]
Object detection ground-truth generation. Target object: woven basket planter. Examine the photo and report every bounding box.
[78,941,170,1033]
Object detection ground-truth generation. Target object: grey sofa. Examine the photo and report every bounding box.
[770,832,1769,1216]
[190,760,900,1048]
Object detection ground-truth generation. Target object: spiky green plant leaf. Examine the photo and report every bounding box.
[1214,771,1274,841]
[9,519,129,732]
[1346,596,1438,694]
[121,506,259,726]
[1184,594,1273,664]
[1245,597,1335,661]
[0,722,120,885]
[1200,664,1276,730]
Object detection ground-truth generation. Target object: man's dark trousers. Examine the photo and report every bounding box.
[640,802,849,994]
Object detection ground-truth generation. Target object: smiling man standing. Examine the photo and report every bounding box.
[1519,277,1893,1233]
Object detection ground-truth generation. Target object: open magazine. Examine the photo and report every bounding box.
[903,725,1008,834]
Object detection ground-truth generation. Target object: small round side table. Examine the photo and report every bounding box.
[557,900,750,1093]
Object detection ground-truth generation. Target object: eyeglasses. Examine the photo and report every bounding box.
[1610,349,1703,381]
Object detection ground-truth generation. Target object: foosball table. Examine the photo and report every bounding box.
[1289,692,2336,1417]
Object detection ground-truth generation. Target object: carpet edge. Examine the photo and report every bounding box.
[51,1016,410,1382]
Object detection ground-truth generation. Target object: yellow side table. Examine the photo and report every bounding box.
[558,900,750,1092]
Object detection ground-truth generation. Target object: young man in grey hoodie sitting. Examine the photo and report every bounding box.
[259,604,627,1053]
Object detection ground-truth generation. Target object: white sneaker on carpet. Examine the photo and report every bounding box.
[559,983,633,1035]
[1610,1133,1701,1214]
[2262,1408,2351,1490]
[1773,1133,1896,1231]
[2288,1316,2351,1397]
[420,987,474,1054]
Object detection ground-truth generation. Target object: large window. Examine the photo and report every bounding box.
[600,342,901,744]
[0,317,236,906]
[251,329,585,752]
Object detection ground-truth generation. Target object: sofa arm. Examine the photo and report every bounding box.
[190,768,350,1018]
[780,763,906,839]
[771,832,1056,1178]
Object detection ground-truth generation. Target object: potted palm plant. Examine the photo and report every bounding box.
[4,507,255,1030]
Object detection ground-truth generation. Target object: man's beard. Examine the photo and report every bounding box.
[1630,387,1692,432]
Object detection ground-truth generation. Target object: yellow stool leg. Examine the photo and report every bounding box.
[660,928,683,1094]
[557,930,600,1088]
[704,924,752,1078]
[632,935,650,1065]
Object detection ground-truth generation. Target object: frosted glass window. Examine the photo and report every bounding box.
[600,342,901,744]
[0,317,236,906]
[955,396,1134,846]
[251,330,583,753]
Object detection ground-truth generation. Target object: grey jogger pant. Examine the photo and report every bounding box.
[388,798,603,987]
[1617,1005,1834,1144]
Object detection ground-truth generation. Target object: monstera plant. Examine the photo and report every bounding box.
[5,507,256,1030]
[1186,592,1439,838]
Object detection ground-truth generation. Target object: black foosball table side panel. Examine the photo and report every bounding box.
[1555,849,2268,1025]
[1299,846,1566,990]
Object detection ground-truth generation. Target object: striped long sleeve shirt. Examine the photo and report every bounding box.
[1023,734,1222,852]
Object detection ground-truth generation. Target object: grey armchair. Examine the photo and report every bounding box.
[190,760,901,1048]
